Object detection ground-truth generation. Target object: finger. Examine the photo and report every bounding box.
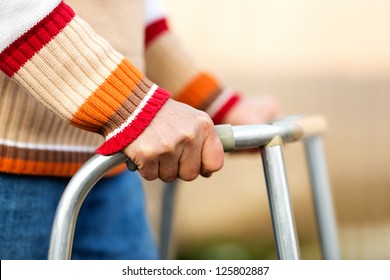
[201,131,224,175]
[137,159,159,181]
[178,144,202,182]
[200,168,212,178]
[159,153,180,183]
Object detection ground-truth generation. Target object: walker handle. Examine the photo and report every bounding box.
[213,114,328,152]
[279,114,328,138]
[126,114,328,167]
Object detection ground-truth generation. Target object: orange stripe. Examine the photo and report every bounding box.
[70,59,144,130]
[105,164,127,177]
[174,73,220,109]
[0,157,82,176]
[0,158,126,177]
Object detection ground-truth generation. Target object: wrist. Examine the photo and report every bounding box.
[207,90,242,124]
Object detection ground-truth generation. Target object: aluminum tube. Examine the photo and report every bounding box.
[233,125,281,148]
[159,180,179,260]
[232,123,302,150]
[304,136,340,260]
[261,137,300,260]
[48,153,127,260]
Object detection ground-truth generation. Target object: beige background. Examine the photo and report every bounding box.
[144,0,390,259]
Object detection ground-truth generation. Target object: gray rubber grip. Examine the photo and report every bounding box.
[126,159,138,172]
[215,124,235,152]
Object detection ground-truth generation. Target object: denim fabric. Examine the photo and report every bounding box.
[0,171,158,260]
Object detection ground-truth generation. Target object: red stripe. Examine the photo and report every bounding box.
[0,1,75,77]
[145,18,169,47]
[96,86,171,155]
[211,93,241,125]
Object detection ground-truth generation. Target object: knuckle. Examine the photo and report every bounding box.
[159,141,176,155]
[180,130,196,144]
[131,144,155,161]
[196,112,213,128]
[133,143,167,162]
[136,140,174,158]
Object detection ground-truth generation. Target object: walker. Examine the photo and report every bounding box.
[48,115,340,260]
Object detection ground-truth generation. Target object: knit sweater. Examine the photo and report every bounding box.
[0,0,240,177]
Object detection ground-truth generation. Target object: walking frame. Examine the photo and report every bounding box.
[48,115,340,260]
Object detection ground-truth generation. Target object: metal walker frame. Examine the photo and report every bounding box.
[48,115,340,260]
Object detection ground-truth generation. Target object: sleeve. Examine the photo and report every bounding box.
[144,0,241,124]
[0,0,170,155]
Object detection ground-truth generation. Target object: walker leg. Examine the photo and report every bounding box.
[304,136,340,259]
[159,180,179,260]
[261,137,300,260]
[48,153,128,260]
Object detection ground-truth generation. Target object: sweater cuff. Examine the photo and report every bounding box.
[96,85,170,155]
[173,72,241,124]
[207,90,241,125]
[145,18,169,47]
[0,1,171,156]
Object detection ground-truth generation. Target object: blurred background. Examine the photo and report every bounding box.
[144,0,390,259]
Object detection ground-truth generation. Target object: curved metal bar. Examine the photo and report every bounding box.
[48,153,128,260]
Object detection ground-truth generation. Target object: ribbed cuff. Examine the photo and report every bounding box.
[145,18,169,47]
[96,86,170,155]
[211,93,241,125]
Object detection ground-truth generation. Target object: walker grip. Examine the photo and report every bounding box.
[215,124,235,152]
[290,114,328,138]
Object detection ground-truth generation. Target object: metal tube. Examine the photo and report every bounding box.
[48,117,330,260]
[159,180,179,260]
[48,153,127,260]
[304,136,340,259]
[231,123,302,150]
[261,137,300,260]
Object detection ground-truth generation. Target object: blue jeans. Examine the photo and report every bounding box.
[0,171,158,260]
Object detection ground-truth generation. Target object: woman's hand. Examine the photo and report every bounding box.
[221,95,283,125]
[123,99,224,182]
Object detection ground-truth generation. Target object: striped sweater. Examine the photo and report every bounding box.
[0,0,240,177]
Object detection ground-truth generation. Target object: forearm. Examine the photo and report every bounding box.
[0,0,170,155]
[144,0,241,124]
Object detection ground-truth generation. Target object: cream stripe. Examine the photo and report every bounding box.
[206,88,236,117]
[0,138,96,153]
[14,16,123,120]
[145,32,200,95]
[105,84,158,141]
